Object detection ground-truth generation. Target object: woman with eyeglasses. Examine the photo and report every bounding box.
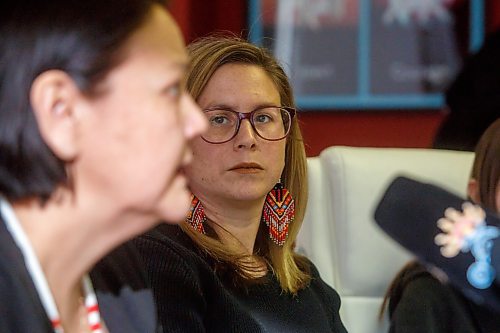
[133,36,347,332]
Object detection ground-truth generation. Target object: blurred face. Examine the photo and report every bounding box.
[73,6,206,223]
[185,63,286,205]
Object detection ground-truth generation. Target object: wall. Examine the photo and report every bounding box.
[168,0,497,156]
[299,110,446,156]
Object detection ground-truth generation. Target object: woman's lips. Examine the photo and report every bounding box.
[228,162,264,174]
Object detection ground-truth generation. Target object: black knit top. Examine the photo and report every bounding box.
[133,224,347,333]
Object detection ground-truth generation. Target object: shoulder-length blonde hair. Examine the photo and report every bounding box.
[180,35,310,294]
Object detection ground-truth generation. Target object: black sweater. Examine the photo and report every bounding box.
[134,224,347,333]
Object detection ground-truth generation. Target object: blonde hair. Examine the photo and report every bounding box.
[180,35,310,293]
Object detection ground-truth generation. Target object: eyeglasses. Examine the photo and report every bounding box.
[201,106,296,144]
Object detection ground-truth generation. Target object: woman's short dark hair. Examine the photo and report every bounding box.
[0,0,164,201]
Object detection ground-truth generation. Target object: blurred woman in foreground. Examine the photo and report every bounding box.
[0,1,206,331]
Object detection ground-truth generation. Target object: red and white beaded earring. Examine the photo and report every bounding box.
[186,195,206,234]
[262,181,295,246]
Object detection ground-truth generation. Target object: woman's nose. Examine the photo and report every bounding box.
[233,118,257,149]
[182,92,208,139]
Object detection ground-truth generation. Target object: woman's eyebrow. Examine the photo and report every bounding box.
[204,103,280,111]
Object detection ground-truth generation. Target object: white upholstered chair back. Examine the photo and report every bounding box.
[296,146,474,333]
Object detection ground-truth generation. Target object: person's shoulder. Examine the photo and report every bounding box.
[388,267,455,309]
[396,272,472,317]
[132,223,212,279]
[90,242,159,333]
[142,224,191,246]
[144,223,184,241]
[91,241,148,291]
[0,257,46,329]
[403,273,452,299]
[300,257,341,299]
[288,255,326,287]
[300,256,322,280]
[391,271,479,332]
[293,257,346,331]
[136,223,198,256]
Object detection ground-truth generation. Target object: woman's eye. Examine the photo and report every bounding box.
[255,114,272,123]
[165,83,181,98]
[210,115,230,125]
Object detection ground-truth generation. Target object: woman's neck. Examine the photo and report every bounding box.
[196,194,265,255]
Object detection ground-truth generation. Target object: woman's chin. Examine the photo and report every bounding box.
[157,180,191,224]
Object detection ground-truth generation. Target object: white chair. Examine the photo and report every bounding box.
[296,146,474,333]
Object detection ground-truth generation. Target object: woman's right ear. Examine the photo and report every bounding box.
[30,70,80,161]
[467,178,480,204]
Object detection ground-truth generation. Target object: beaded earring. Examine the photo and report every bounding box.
[262,181,295,246]
[186,195,206,234]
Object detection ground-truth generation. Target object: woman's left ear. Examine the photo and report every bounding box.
[467,178,480,203]
[30,70,80,161]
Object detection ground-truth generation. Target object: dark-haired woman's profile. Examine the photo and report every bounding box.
[0,1,206,332]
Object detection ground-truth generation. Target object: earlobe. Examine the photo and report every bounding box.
[30,70,80,161]
[467,178,480,204]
